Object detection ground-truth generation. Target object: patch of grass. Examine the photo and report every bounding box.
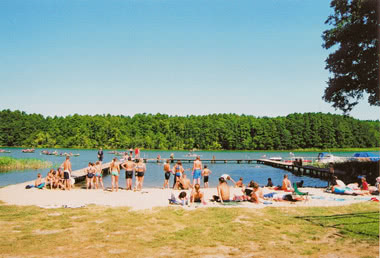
[0,202,378,257]
[0,157,52,171]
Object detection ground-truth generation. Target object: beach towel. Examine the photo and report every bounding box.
[311,196,325,200]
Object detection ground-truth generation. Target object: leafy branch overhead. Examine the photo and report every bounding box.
[322,0,379,113]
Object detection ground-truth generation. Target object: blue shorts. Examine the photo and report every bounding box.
[193,169,201,180]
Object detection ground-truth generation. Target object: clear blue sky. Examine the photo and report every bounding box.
[0,0,378,120]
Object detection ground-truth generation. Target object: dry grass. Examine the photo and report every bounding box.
[0,202,378,258]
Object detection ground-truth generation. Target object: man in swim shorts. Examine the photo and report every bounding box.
[163,159,171,189]
[122,157,135,190]
[192,156,202,186]
[61,156,72,190]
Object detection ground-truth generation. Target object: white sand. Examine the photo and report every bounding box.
[0,180,376,210]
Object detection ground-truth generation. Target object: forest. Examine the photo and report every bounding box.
[0,110,379,150]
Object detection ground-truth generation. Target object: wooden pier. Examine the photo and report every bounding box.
[69,158,345,184]
[256,159,345,181]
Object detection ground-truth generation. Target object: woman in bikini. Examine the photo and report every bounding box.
[110,158,120,192]
[95,161,104,190]
[86,162,96,189]
[135,158,146,191]
[173,161,184,190]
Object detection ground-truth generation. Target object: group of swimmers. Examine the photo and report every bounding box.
[163,157,212,190]
[107,157,147,192]
[33,156,73,190]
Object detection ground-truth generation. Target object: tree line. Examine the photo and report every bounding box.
[0,110,379,150]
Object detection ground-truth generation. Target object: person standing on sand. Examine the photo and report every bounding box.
[122,157,135,190]
[97,148,104,163]
[110,158,120,192]
[163,159,171,189]
[95,161,104,190]
[202,165,211,188]
[192,156,202,186]
[135,158,146,191]
[61,156,72,191]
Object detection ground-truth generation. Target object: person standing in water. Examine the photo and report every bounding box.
[192,156,202,186]
[163,159,171,189]
[61,156,72,191]
[202,165,212,188]
[110,157,120,192]
[122,157,135,190]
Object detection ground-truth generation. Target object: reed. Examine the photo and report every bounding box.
[0,157,52,171]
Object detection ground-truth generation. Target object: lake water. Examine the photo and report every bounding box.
[0,148,374,188]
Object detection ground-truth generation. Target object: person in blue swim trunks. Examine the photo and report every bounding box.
[192,156,202,186]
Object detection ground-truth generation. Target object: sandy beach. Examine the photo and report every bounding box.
[0,180,376,210]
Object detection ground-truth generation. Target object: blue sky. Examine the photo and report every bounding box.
[0,0,378,120]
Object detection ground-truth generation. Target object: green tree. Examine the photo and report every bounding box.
[322,0,379,113]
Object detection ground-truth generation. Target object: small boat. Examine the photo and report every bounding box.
[108,151,117,154]
[317,152,346,164]
[22,149,35,153]
[269,157,282,161]
[0,149,10,153]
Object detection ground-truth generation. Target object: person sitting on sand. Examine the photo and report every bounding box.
[45,169,55,189]
[169,191,188,206]
[52,170,65,189]
[35,173,45,189]
[202,165,211,188]
[213,176,231,203]
[282,174,293,191]
[266,178,273,187]
[361,177,369,191]
[235,177,244,188]
[179,174,192,190]
[250,182,264,204]
[190,184,206,205]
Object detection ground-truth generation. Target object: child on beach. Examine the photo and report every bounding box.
[202,165,211,188]
[173,161,184,189]
[95,161,104,190]
[86,162,95,189]
[35,173,45,189]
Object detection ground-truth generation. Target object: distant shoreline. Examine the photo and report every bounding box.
[0,146,379,152]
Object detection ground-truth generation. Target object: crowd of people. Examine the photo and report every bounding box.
[31,150,380,207]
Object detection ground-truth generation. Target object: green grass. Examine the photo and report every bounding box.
[0,157,52,171]
[0,202,378,257]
